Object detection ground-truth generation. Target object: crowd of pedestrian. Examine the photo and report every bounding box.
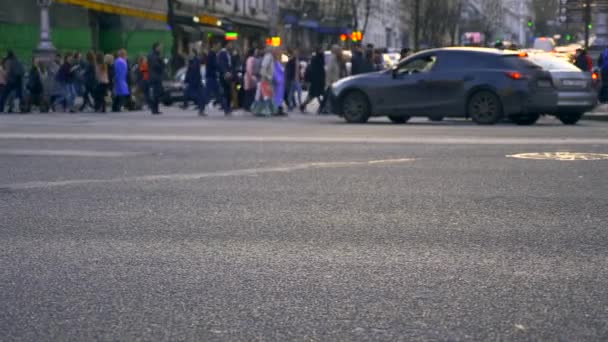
[1,40,398,117]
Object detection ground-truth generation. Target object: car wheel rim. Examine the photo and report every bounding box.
[472,94,497,120]
[344,96,364,118]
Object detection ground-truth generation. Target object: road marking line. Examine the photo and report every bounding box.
[0,158,414,190]
[0,149,143,157]
[507,152,608,161]
[1,133,608,145]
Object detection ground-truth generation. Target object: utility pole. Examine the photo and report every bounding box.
[269,0,279,37]
[167,0,179,72]
[413,0,420,50]
[584,0,592,49]
[518,0,525,47]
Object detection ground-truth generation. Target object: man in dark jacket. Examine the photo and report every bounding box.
[0,51,25,113]
[285,48,302,111]
[26,58,44,113]
[350,44,364,76]
[205,41,222,112]
[184,50,206,116]
[300,48,325,113]
[218,41,233,115]
[147,42,164,114]
[574,49,590,71]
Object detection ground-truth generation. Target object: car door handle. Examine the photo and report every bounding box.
[417,80,426,85]
[464,75,474,82]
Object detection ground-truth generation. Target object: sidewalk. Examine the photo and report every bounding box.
[584,104,608,121]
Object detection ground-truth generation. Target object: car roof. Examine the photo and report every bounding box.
[415,47,519,56]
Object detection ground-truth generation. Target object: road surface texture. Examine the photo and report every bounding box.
[1,109,608,341]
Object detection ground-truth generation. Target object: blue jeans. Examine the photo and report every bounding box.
[0,81,23,112]
[53,83,76,110]
[288,80,302,110]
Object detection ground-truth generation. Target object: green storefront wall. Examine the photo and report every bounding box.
[0,23,172,64]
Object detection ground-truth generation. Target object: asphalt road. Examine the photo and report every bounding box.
[1,110,608,341]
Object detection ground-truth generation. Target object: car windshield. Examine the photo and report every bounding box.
[529,56,581,72]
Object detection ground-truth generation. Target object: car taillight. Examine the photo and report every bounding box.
[505,71,528,80]
[592,72,599,81]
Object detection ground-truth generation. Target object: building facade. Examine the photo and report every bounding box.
[360,0,404,49]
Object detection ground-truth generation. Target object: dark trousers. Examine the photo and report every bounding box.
[95,83,108,112]
[26,92,45,112]
[243,88,256,111]
[139,80,150,108]
[148,80,162,113]
[220,78,232,113]
[204,78,221,108]
[80,85,96,111]
[0,81,23,112]
[318,87,332,114]
[600,69,608,103]
[184,86,205,112]
[112,95,128,112]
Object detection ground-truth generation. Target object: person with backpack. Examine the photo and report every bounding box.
[184,49,206,116]
[0,51,25,113]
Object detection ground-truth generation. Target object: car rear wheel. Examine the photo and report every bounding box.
[388,115,410,124]
[468,91,503,125]
[510,113,540,125]
[558,113,583,125]
[342,91,370,123]
[428,115,444,122]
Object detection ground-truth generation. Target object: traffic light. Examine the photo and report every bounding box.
[225,32,238,41]
[588,24,593,29]
[339,34,347,42]
[265,37,281,47]
[527,20,533,28]
[565,34,572,41]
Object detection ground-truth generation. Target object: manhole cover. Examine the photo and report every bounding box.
[507,152,608,161]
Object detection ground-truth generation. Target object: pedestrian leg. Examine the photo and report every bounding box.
[220,79,232,114]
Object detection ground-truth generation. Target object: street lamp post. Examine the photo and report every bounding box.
[34,0,57,63]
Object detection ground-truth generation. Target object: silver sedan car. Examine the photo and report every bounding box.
[528,53,599,124]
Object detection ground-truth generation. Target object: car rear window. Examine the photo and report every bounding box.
[528,56,581,72]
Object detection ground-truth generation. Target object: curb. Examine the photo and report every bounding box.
[583,114,608,122]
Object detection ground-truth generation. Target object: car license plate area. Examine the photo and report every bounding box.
[562,79,587,88]
[537,80,552,88]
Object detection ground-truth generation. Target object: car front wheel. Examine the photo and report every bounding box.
[342,91,370,123]
[468,91,503,125]
[558,113,583,125]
